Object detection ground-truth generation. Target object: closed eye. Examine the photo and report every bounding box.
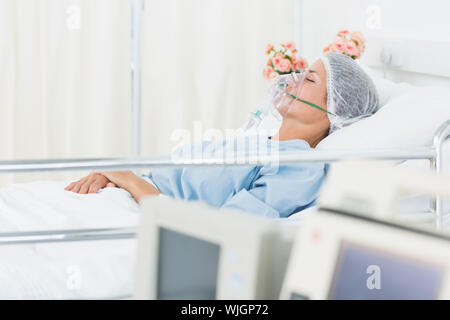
[306,78,315,83]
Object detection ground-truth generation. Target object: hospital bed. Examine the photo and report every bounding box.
[0,88,449,298]
[0,123,448,299]
[0,78,449,299]
[1,1,450,300]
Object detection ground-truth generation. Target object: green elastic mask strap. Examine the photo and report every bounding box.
[287,93,337,117]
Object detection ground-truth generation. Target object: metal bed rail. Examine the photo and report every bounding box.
[0,119,448,244]
[0,227,136,246]
[431,120,450,229]
[0,147,437,173]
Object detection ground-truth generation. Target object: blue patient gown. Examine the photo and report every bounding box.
[144,137,326,218]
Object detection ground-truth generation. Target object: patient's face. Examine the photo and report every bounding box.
[284,59,329,126]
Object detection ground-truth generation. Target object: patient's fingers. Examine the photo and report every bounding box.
[88,183,98,194]
[67,179,82,193]
[71,177,88,193]
[72,182,84,194]
[71,182,82,193]
[64,182,76,191]
[66,174,114,194]
[79,183,90,194]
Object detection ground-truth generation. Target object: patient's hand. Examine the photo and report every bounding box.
[65,173,117,194]
[101,171,161,203]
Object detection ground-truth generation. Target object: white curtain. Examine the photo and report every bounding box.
[0,0,295,187]
[0,0,132,186]
[141,0,295,156]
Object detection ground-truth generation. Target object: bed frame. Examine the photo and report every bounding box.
[0,0,449,299]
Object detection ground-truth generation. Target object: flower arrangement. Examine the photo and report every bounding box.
[323,30,366,59]
[263,42,308,80]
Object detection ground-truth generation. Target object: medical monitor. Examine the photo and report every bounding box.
[280,208,450,300]
[157,227,220,299]
[134,196,298,300]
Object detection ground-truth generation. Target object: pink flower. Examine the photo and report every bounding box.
[337,29,350,37]
[269,71,278,80]
[352,40,365,56]
[272,52,287,67]
[282,41,296,52]
[263,67,274,80]
[295,58,308,70]
[345,41,360,58]
[331,37,347,52]
[350,31,365,45]
[265,43,274,54]
[322,30,366,60]
[275,52,285,60]
[277,59,292,73]
[267,58,273,67]
[272,57,282,66]
[323,44,332,54]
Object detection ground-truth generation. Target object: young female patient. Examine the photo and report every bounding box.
[65,52,379,218]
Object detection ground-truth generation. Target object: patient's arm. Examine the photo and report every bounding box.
[66,171,161,203]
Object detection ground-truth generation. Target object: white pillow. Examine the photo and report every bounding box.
[317,86,450,150]
[317,83,450,214]
[372,79,416,107]
[357,62,416,107]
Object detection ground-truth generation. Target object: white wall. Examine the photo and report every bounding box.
[300,0,450,87]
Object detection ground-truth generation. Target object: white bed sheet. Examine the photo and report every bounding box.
[0,180,140,299]
[0,179,313,299]
[0,180,140,232]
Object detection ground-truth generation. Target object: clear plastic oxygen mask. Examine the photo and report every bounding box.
[243,71,336,131]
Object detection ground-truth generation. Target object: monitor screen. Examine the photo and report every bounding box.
[157,227,220,299]
[328,240,444,300]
